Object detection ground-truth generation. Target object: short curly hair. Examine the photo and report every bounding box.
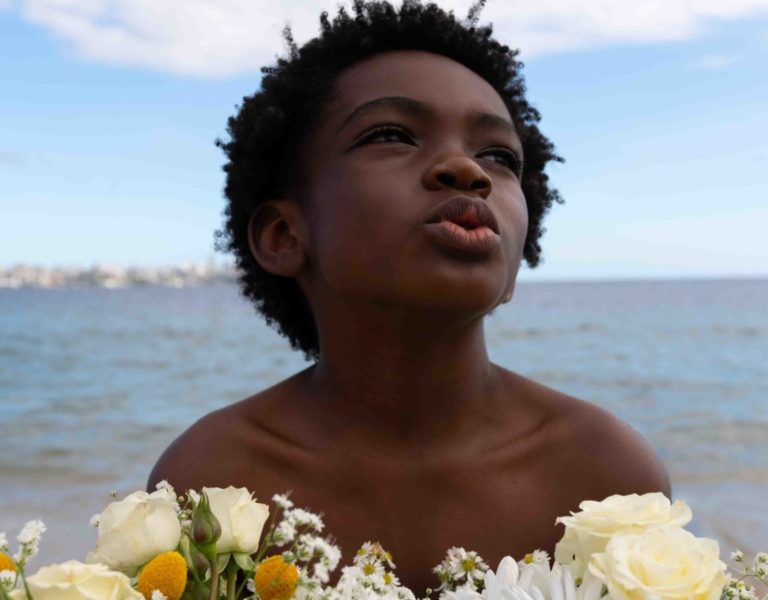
[215,0,564,362]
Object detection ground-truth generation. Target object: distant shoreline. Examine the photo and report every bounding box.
[0,262,237,289]
[1,263,765,289]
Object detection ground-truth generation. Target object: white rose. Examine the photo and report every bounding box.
[86,488,181,576]
[554,493,692,577]
[9,560,143,600]
[588,526,728,600]
[204,486,269,555]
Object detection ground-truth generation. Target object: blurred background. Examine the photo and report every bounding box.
[1,0,766,572]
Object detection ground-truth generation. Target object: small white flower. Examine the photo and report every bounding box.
[0,532,8,552]
[89,514,100,528]
[154,480,175,494]
[290,508,325,532]
[315,538,342,571]
[17,520,46,545]
[519,550,549,566]
[273,493,294,510]
[276,520,297,544]
[247,578,256,592]
[755,552,768,564]
[732,550,745,562]
[0,570,15,588]
[359,557,385,579]
[151,590,169,600]
[382,571,400,588]
[296,534,318,561]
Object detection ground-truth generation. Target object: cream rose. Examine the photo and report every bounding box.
[86,488,181,576]
[588,526,728,600]
[554,493,692,578]
[204,486,269,555]
[9,560,143,600]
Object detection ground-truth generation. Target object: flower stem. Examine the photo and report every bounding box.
[18,570,33,600]
[226,559,238,600]
[208,558,219,600]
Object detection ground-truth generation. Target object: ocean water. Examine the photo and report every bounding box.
[0,279,766,568]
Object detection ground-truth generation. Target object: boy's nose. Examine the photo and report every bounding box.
[423,155,492,198]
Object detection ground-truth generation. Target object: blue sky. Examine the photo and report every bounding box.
[1,0,767,280]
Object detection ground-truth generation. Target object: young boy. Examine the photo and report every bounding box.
[149,0,670,592]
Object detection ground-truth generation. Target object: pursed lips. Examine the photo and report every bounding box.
[424,196,499,234]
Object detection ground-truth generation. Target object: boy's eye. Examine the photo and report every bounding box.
[355,127,523,178]
[357,125,415,145]
[480,147,523,178]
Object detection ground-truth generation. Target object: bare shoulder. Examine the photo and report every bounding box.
[504,370,672,500]
[146,369,310,494]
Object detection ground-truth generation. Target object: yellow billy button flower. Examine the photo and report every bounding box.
[136,551,187,600]
[254,555,300,600]
[0,552,17,572]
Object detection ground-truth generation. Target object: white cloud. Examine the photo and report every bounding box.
[9,0,768,77]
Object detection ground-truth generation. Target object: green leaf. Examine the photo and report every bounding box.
[217,553,232,574]
[233,552,255,572]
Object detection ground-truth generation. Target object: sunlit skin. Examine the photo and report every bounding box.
[149,51,670,594]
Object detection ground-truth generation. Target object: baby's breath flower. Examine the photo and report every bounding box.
[0,569,16,594]
[314,538,342,571]
[755,552,768,565]
[89,513,100,528]
[314,561,330,583]
[151,590,169,600]
[17,519,45,545]
[0,533,7,552]
[733,551,746,562]
[275,520,297,544]
[273,493,295,510]
[155,480,174,493]
[289,508,324,532]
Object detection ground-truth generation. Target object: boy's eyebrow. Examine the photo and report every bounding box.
[335,95,521,145]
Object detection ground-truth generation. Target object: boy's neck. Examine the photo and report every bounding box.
[300,307,507,449]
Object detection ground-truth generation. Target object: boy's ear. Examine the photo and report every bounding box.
[247,200,308,277]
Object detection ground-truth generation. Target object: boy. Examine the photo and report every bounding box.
[149,0,670,592]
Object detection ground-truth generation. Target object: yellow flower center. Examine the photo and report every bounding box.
[254,555,300,600]
[461,558,476,572]
[0,553,17,573]
[363,563,376,576]
[136,551,188,600]
[524,553,535,564]
[383,572,393,585]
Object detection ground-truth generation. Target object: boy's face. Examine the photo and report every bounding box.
[295,50,528,315]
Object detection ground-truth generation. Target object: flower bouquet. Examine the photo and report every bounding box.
[0,485,765,600]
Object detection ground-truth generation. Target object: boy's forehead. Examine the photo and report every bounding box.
[323,50,514,131]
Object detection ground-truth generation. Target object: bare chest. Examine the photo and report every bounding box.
[254,449,569,594]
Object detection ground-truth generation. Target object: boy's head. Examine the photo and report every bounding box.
[216,0,564,361]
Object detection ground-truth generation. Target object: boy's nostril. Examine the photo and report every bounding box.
[436,173,456,187]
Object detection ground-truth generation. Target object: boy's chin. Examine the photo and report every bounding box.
[397,285,513,316]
